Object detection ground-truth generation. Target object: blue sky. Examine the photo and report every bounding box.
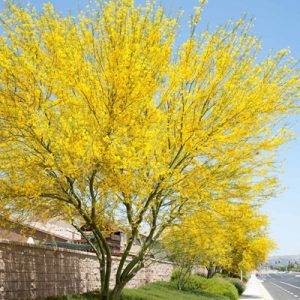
[1,0,300,255]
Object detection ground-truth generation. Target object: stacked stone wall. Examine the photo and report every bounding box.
[0,241,174,300]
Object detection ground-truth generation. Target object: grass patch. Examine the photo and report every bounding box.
[121,281,229,300]
[38,275,239,300]
[39,282,230,300]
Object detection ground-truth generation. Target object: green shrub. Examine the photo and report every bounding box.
[170,267,193,289]
[202,279,238,300]
[170,268,181,281]
[227,278,246,295]
[175,275,238,300]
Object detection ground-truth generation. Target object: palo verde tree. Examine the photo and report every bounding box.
[0,0,299,299]
[163,201,276,281]
[224,203,276,277]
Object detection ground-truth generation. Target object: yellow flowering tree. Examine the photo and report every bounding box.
[163,201,276,281]
[225,203,276,276]
[0,0,298,299]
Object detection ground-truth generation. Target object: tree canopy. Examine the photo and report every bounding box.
[0,0,299,299]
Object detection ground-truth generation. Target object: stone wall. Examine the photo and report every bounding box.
[0,240,174,300]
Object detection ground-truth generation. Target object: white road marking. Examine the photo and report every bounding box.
[280,281,300,291]
[268,280,300,299]
[270,282,287,292]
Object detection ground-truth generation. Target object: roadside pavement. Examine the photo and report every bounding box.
[240,273,274,300]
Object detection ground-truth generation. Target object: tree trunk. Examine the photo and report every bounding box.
[109,257,145,299]
[206,266,216,278]
[99,257,112,300]
[110,282,126,300]
[100,294,109,300]
[99,277,110,300]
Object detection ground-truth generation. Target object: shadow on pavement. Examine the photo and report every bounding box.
[241,296,262,299]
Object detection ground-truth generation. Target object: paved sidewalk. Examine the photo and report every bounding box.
[240,274,273,300]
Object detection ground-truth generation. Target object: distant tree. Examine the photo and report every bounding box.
[0,1,299,299]
[163,201,276,278]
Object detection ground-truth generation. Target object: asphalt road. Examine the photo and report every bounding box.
[259,272,300,300]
